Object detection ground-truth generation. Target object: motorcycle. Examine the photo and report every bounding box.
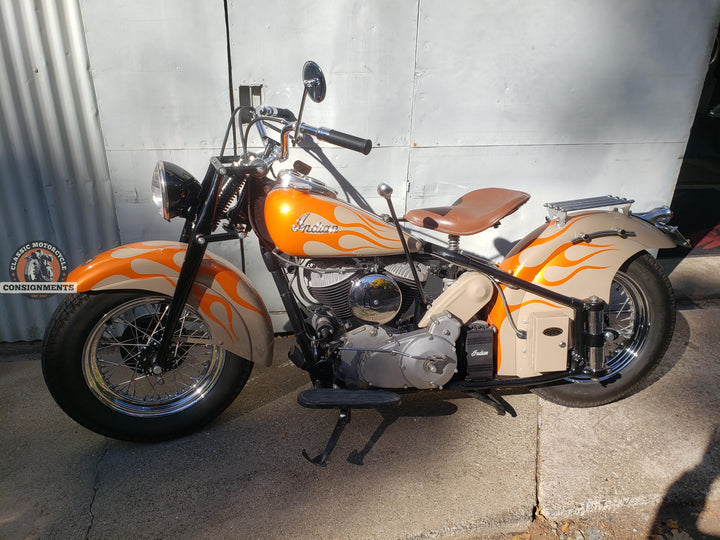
[42,62,690,465]
[25,250,54,282]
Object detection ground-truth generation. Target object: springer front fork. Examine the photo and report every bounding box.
[146,162,248,374]
[148,168,223,374]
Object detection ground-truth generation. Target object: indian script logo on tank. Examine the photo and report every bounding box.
[3,241,74,298]
[291,213,340,234]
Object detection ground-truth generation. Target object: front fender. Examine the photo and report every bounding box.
[489,211,673,377]
[68,241,274,366]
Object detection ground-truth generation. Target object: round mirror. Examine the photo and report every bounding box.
[302,61,326,103]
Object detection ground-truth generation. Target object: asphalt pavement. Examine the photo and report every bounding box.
[1,255,719,539]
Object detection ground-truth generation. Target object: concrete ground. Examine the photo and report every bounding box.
[1,255,719,539]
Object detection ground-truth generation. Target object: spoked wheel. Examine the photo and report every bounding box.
[83,296,225,417]
[533,252,675,407]
[43,292,253,441]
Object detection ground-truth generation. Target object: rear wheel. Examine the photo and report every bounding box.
[533,252,675,407]
[42,292,253,441]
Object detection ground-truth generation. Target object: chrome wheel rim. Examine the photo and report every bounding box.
[82,296,224,417]
[569,271,649,383]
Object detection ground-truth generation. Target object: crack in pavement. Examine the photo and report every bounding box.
[85,439,109,540]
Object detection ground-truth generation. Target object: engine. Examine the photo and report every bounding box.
[304,259,428,324]
[303,260,495,389]
[337,313,462,389]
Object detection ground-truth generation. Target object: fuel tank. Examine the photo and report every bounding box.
[264,173,420,257]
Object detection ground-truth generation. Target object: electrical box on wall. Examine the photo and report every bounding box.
[238,85,263,122]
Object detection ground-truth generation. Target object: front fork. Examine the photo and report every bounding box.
[150,235,210,373]
[150,155,266,371]
[148,176,323,377]
[149,167,223,373]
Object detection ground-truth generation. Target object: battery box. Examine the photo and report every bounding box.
[464,322,494,380]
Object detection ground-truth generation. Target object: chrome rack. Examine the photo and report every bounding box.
[545,195,634,226]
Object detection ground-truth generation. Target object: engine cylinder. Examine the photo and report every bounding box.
[306,268,357,319]
[304,260,426,322]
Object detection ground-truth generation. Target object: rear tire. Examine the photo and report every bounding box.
[42,292,253,442]
[532,252,675,407]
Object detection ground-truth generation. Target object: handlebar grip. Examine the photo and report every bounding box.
[317,128,372,155]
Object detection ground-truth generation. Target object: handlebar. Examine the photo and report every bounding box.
[312,127,373,155]
[295,123,372,155]
[254,106,372,156]
[216,106,373,178]
[255,105,297,122]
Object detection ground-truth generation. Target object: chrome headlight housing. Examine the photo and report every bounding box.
[151,161,201,221]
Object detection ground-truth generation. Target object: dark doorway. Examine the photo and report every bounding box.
[661,30,720,259]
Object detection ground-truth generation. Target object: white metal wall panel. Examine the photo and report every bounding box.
[226,0,419,211]
[228,0,418,147]
[412,1,714,147]
[0,0,120,341]
[408,0,719,257]
[80,1,231,151]
[80,0,231,243]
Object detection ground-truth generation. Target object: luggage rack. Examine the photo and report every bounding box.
[545,195,634,226]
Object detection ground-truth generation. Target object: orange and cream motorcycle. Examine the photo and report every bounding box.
[42,62,689,465]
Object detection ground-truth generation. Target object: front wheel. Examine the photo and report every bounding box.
[533,252,675,407]
[42,292,253,442]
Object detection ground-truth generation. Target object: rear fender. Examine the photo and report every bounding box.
[68,241,274,366]
[489,211,673,377]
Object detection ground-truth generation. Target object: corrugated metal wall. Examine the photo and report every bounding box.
[0,0,120,341]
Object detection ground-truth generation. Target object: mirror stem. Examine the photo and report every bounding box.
[294,89,309,144]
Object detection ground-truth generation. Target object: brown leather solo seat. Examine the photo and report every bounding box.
[404,188,530,236]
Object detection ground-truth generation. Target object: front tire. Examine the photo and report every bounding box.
[533,252,675,407]
[42,292,253,442]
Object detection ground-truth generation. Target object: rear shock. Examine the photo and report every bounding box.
[584,295,607,375]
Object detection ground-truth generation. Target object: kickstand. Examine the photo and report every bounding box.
[466,390,517,417]
[302,408,352,466]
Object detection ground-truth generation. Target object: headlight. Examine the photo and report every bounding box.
[151,161,201,221]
